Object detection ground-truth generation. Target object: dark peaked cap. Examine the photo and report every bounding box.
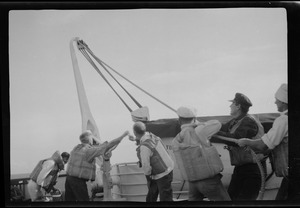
[229,93,253,107]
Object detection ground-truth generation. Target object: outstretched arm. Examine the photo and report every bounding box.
[106,131,129,151]
[237,138,268,153]
[86,131,129,162]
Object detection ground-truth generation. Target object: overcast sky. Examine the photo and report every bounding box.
[9,8,287,174]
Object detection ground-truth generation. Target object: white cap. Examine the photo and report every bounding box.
[177,106,197,118]
[275,83,288,104]
[131,106,150,122]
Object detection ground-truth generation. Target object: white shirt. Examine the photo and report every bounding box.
[181,120,222,147]
[262,110,288,150]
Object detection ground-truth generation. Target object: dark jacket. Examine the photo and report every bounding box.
[216,113,258,146]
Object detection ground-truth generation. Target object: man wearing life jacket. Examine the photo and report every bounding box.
[172,106,231,201]
[131,121,174,202]
[27,151,69,201]
[238,83,288,200]
[65,130,129,201]
[214,92,264,201]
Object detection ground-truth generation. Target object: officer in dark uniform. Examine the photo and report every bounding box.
[215,93,264,201]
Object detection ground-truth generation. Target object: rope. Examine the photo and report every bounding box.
[78,47,133,112]
[213,135,266,200]
[249,147,266,200]
[78,40,177,113]
[176,180,186,199]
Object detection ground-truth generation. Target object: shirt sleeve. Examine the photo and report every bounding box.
[36,160,55,186]
[195,120,222,140]
[262,115,288,150]
[86,142,109,163]
[140,145,152,176]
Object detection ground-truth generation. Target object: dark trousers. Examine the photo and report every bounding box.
[188,174,231,201]
[276,177,288,200]
[146,171,173,202]
[65,175,89,201]
[228,163,262,201]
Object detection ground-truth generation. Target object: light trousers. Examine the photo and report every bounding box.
[27,179,44,201]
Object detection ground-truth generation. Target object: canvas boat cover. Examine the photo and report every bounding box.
[145,113,280,142]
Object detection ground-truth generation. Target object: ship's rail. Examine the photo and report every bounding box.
[10,173,68,201]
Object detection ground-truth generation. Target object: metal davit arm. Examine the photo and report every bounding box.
[69,37,101,141]
[70,37,114,201]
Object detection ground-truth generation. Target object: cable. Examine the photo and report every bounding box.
[214,135,266,200]
[248,148,266,200]
[78,40,143,109]
[78,47,133,112]
[79,40,177,113]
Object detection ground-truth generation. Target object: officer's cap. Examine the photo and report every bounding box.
[229,93,252,107]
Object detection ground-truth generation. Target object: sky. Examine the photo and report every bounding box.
[9,8,287,175]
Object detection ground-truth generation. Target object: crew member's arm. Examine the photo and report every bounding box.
[106,131,129,151]
[36,160,55,186]
[86,131,129,162]
[238,115,288,152]
[216,117,258,146]
[195,120,222,139]
[237,138,268,153]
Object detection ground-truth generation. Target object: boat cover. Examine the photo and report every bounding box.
[145,113,280,143]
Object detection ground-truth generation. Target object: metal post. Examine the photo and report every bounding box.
[102,158,113,201]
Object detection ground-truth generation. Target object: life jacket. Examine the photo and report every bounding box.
[66,144,96,181]
[271,136,288,177]
[29,151,64,184]
[42,151,64,192]
[29,159,49,183]
[136,133,169,176]
[42,165,59,193]
[172,126,224,182]
[227,114,265,166]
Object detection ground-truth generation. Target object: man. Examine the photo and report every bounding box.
[238,83,288,200]
[130,121,174,202]
[215,93,264,201]
[172,106,231,201]
[42,152,70,194]
[65,130,129,201]
[27,151,69,201]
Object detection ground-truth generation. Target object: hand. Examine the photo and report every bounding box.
[104,151,112,160]
[128,134,136,141]
[237,138,249,147]
[122,130,130,137]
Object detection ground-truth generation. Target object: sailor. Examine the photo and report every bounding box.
[65,130,129,201]
[27,151,69,201]
[238,83,288,200]
[130,121,174,202]
[172,106,231,201]
[214,93,264,201]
